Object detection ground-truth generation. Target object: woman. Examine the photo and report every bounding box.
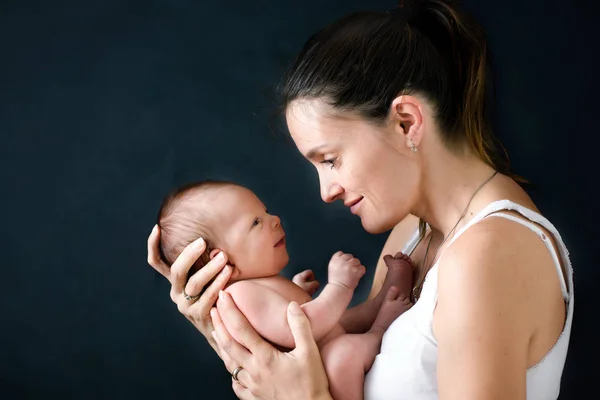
[147,1,574,399]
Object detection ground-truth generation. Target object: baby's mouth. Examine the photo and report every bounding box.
[274,236,286,247]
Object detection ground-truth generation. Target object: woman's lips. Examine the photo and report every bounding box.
[350,198,363,214]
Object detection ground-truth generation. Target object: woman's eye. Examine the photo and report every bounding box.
[321,159,336,169]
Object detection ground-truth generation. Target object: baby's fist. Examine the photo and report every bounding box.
[292,269,320,296]
[328,251,366,290]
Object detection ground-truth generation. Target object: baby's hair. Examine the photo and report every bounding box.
[156,179,236,280]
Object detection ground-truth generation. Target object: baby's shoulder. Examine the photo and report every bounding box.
[225,276,311,305]
[225,278,268,296]
[253,275,313,304]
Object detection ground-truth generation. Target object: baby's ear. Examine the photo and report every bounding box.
[209,248,223,260]
[209,248,235,268]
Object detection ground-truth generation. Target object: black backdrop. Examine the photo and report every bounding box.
[1,0,598,399]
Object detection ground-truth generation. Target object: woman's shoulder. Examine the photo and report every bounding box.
[434,199,570,363]
[437,198,564,309]
[444,200,554,269]
[434,212,543,336]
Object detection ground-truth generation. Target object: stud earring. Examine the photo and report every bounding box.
[410,139,417,152]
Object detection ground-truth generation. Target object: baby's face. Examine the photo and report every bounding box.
[208,185,289,280]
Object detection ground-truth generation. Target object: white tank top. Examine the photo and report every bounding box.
[364,200,574,400]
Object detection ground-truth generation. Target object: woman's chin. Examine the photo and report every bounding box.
[360,217,395,235]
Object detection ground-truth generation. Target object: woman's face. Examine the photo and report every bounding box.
[286,99,420,234]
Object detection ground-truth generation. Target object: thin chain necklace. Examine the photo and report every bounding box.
[412,171,498,302]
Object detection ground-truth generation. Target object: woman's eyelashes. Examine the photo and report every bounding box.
[320,158,337,169]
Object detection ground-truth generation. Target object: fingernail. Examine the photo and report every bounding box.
[193,237,205,249]
[288,301,303,315]
[219,290,226,301]
[217,252,225,261]
[220,265,231,276]
[152,225,158,234]
[211,330,219,344]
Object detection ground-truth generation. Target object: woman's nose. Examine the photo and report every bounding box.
[320,180,344,203]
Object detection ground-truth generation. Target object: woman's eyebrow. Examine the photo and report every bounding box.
[305,144,330,160]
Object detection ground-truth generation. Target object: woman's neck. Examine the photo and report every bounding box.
[412,147,498,239]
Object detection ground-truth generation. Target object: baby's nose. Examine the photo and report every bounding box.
[271,215,281,228]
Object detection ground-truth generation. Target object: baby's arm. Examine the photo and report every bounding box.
[225,281,300,349]
[225,279,349,349]
[224,252,366,349]
[300,251,365,338]
[340,252,415,333]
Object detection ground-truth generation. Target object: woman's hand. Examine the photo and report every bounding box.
[146,225,233,356]
[211,290,332,400]
[292,269,320,296]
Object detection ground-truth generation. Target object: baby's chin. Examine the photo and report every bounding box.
[266,253,290,275]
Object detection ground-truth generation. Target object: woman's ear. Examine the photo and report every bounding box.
[389,95,425,151]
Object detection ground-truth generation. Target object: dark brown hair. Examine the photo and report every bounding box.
[277,0,525,238]
[157,180,235,280]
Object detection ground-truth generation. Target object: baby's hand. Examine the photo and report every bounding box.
[292,269,320,296]
[328,251,366,290]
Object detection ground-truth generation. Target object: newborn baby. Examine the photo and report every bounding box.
[157,180,414,400]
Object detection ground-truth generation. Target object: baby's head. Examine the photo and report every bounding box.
[157,180,289,283]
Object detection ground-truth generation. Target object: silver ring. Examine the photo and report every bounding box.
[182,287,200,302]
[231,366,243,381]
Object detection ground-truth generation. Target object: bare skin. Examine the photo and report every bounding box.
[151,184,415,400]
[147,90,568,399]
[204,96,567,400]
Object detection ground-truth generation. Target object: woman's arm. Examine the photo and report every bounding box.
[435,219,537,400]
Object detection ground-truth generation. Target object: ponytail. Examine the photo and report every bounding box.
[409,0,525,182]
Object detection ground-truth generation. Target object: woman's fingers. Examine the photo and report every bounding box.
[169,237,208,297]
[194,263,233,312]
[147,225,171,282]
[211,329,254,392]
[215,291,272,357]
[286,302,320,357]
[232,380,257,400]
[184,251,229,297]
[211,306,253,370]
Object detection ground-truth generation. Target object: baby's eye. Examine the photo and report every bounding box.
[252,218,260,227]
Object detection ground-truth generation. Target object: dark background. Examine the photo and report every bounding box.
[1,0,598,399]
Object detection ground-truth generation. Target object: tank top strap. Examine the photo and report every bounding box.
[440,199,573,301]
